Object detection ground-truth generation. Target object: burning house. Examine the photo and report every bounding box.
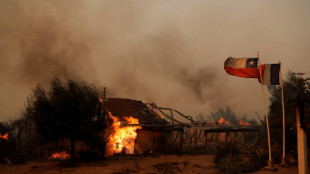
[103,98,184,155]
[0,96,259,160]
[103,98,259,156]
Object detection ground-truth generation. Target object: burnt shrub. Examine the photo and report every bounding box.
[213,142,241,174]
[214,143,265,174]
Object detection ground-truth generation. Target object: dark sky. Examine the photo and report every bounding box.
[0,0,309,121]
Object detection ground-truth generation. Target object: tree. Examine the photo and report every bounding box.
[267,71,310,161]
[195,113,205,122]
[27,78,107,159]
[207,106,238,125]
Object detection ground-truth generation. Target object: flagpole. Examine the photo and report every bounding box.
[257,51,273,168]
[279,61,286,165]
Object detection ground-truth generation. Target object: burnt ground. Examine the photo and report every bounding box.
[0,154,299,174]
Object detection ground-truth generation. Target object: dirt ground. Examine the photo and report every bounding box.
[0,154,300,174]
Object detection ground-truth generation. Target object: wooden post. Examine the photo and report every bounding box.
[180,128,184,149]
[170,110,174,125]
[103,87,106,100]
[197,128,203,146]
[257,51,273,168]
[173,131,179,145]
[296,95,308,174]
[225,132,228,143]
[204,132,208,149]
[194,128,198,147]
[170,109,175,147]
[279,62,287,165]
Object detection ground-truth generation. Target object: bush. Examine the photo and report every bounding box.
[214,143,265,174]
[213,143,241,174]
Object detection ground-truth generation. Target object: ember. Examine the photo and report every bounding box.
[98,96,103,103]
[107,112,142,155]
[0,133,8,140]
[239,120,251,126]
[218,117,224,124]
[218,117,230,125]
[48,151,70,160]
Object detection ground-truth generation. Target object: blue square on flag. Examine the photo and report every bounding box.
[246,58,258,68]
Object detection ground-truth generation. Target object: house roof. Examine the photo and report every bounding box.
[103,98,169,125]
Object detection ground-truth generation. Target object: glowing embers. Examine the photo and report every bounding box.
[48,151,70,160]
[107,112,141,155]
[239,120,251,126]
[0,133,8,140]
[218,117,230,125]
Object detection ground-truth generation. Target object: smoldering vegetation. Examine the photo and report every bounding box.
[0,0,231,120]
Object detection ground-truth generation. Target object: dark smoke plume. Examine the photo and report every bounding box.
[1,1,94,85]
[0,0,232,121]
[19,23,91,84]
[109,29,228,108]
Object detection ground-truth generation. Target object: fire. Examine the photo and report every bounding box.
[218,117,224,124]
[218,117,230,125]
[0,133,8,140]
[107,112,141,155]
[98,96,103,103]
[239,120,251,126]
[48,151,70,160]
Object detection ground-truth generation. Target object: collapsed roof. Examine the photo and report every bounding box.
[103,98,169,125]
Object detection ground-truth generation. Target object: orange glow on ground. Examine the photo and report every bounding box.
[48,151,70,160]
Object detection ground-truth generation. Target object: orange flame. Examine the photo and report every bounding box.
[0,133,8,140]
[107,112,141,155]
[98,96,103,103]
[48,151,70,160]
[218,117,230,125]
[218,117,224,124]
[239,120,250,126]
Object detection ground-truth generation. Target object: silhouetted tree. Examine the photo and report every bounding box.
[267,71,310,161]
[27,78,106,159]
[207,106,238,125]
[0,122,10,135]
[195,113,205,122]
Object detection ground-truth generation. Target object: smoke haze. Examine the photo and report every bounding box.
[0,0,310,121]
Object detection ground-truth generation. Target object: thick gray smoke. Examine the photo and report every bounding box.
[106,30,228,111]
[0,0,232,121]
[6,0,309,121]
[0,1,93,85]
[18,25,92,84]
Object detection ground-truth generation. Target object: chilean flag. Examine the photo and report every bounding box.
[259,64,280,85]
[224,57,259,78]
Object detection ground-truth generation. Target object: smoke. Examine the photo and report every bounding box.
[178,68,217,103]
[0,1,94,85]
[104,29,229,112]
[0,0,99,120]
[1,0,274,121]
[18,24,91,84]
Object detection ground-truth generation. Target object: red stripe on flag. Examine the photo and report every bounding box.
[224,66,259,78]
